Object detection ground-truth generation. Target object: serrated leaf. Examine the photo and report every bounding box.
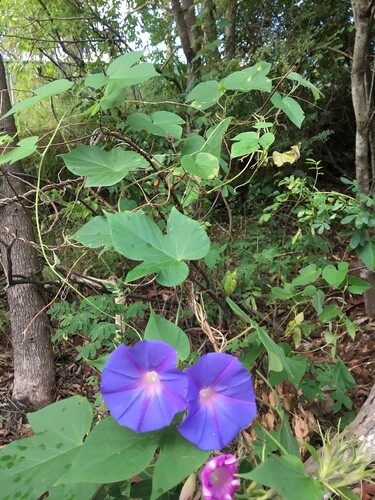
[60,146,148,187]
[150,427,209,500]
[0,397,92,500]
[70,216,112,249]
[59,417,158,485]
[271,92,305,128]
[0,136,39,165]
[222,61,272,92]
[2,80,73,118]
[108,208,210,287]
[144,309,190,361]
[186,80,223,110]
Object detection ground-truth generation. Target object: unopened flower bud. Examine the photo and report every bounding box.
[179,473,197,500]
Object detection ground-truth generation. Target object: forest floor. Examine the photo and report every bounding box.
[0,284,374,447]
[0,205,375,497]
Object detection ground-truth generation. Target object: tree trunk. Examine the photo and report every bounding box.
[224,0,237,60]
[202,0,220,63]
[0,54,55,410]
[170,0,201,83]
[351,0,375,316]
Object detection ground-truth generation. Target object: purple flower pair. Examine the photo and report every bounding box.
[100,340,256,450]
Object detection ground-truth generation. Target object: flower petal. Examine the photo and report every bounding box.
[101,340,188,432]
[178,353,256,450]
[201,454,240,500]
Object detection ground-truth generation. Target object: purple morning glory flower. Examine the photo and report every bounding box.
[177,352,256,450]
[100,340,188,432]
[201,454,240,500]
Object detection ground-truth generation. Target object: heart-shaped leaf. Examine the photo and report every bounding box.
[61,146,148,187]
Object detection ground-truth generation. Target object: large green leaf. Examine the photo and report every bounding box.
[347,275,371,294]
[221,61,272,92]
[0,396,92,500]
[86,51,158,112]
[128,111,185,139]
[202,118,231,158]
[355,240,375,270]
[108,207,210,286]
[230,131,259,158]
[239,455,323,500]
[271,92,305,128]
[287,72,322,100]
[144,308,190,361]
[106,51,158,85]
[150,427,209,500]
[0,136,39,165]
[48,483,101,500]
[2,79,73,118]
[322,262,349,288]
[59,417,158,485]
[186,80,223,110]
[291,264,321,286]
[181,152,219,179]
[60,145,148,187]
[70,216,112,250]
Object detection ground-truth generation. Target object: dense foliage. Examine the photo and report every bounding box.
[0,2,374,499]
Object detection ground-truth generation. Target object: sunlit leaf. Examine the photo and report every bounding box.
[0,136,39,165]
[108,208,210,286]
[61,145,149,187]
[2,79,73,118]
[287,72,322,100]
[222,61,272,92]
[186,80,223,110]
[70,216,112,249]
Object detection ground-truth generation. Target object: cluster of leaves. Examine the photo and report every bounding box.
[1,49,373,499]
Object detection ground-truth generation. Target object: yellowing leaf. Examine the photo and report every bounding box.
[273,144,301,167]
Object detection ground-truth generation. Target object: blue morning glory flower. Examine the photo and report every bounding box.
[100,340,188,432]
[177,353,256,450]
